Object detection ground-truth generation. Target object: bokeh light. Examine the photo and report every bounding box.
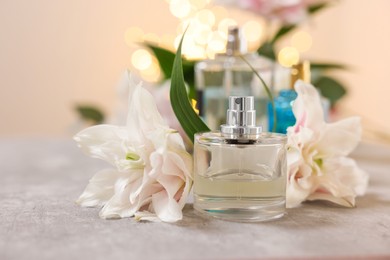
[194,25,212,45]
[278,47,300,67]
[140,58,161,82]
[170,0,192,19]
[207,31,226,53]
[124,27,144,46]
[143,33,160,45]
[196,9,215,27]
[218,18,238,39]
[242,21,262,42]
[160,34,176,49]
[131,49,153,70]
[291,31,313,52]
[242,20,263,50]
[211,6,228,22]
[174,34,183,50]
[166,1,259,60]
[127,1,273,80]
[189,0,210,9]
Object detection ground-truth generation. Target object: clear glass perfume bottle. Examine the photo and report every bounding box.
[195,27,274,130]
[193,96,287,222]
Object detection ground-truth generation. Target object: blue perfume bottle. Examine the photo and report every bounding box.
[268,61,310,133]
[268,89,297,133]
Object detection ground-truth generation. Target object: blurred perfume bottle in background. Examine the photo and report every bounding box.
[195,27,274,130]
[268,61,330,133]
[268,61,310,133]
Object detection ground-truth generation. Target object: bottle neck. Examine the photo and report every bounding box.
[290,61,311,89]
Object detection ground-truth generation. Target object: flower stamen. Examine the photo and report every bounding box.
[126,152,140,161]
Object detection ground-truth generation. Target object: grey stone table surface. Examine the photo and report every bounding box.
[0,138,389,260]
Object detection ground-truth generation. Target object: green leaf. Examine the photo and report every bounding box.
[257,41,276,60]
[170,32,210,143]
[76,105,105,124]
[311,62,348,70]
[313,76,347,106]
[144,43,176,79]
[308,2,329,14]
[240,55,277,132]
[145,43,197,100]
[271,25,295,44]
[182,61,196,100]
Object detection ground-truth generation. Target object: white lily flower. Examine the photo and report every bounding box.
[74,72,192,222]
[286,80,369,208]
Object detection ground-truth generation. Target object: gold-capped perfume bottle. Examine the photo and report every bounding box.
[193,96,287,222]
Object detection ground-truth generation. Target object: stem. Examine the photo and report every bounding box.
[239,55,277,132]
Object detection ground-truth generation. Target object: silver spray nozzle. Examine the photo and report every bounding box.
[221,96,262,137]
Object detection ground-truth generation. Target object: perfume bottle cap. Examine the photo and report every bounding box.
[221,96,262,137]
[290,61,311,88]
[225,27,247,56]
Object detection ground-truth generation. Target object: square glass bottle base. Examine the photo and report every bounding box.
[194,195,286,222]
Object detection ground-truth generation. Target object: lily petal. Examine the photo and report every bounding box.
[148,142,192,222]
[307,157,368,207]
[126,82,168,144]
[74,125,145,171]
[76,168,123,207]
[316,117,362,158]
[75,74,194,222]
[149,159,187,222]
[134,211,162,222]
[99,170,145,219]
[286,169,311,208]
[292,80,325,133]
[286,80,368,208]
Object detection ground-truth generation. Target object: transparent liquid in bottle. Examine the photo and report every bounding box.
[193,132,287,222]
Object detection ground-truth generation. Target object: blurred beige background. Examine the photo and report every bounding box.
[0,0,389,138]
